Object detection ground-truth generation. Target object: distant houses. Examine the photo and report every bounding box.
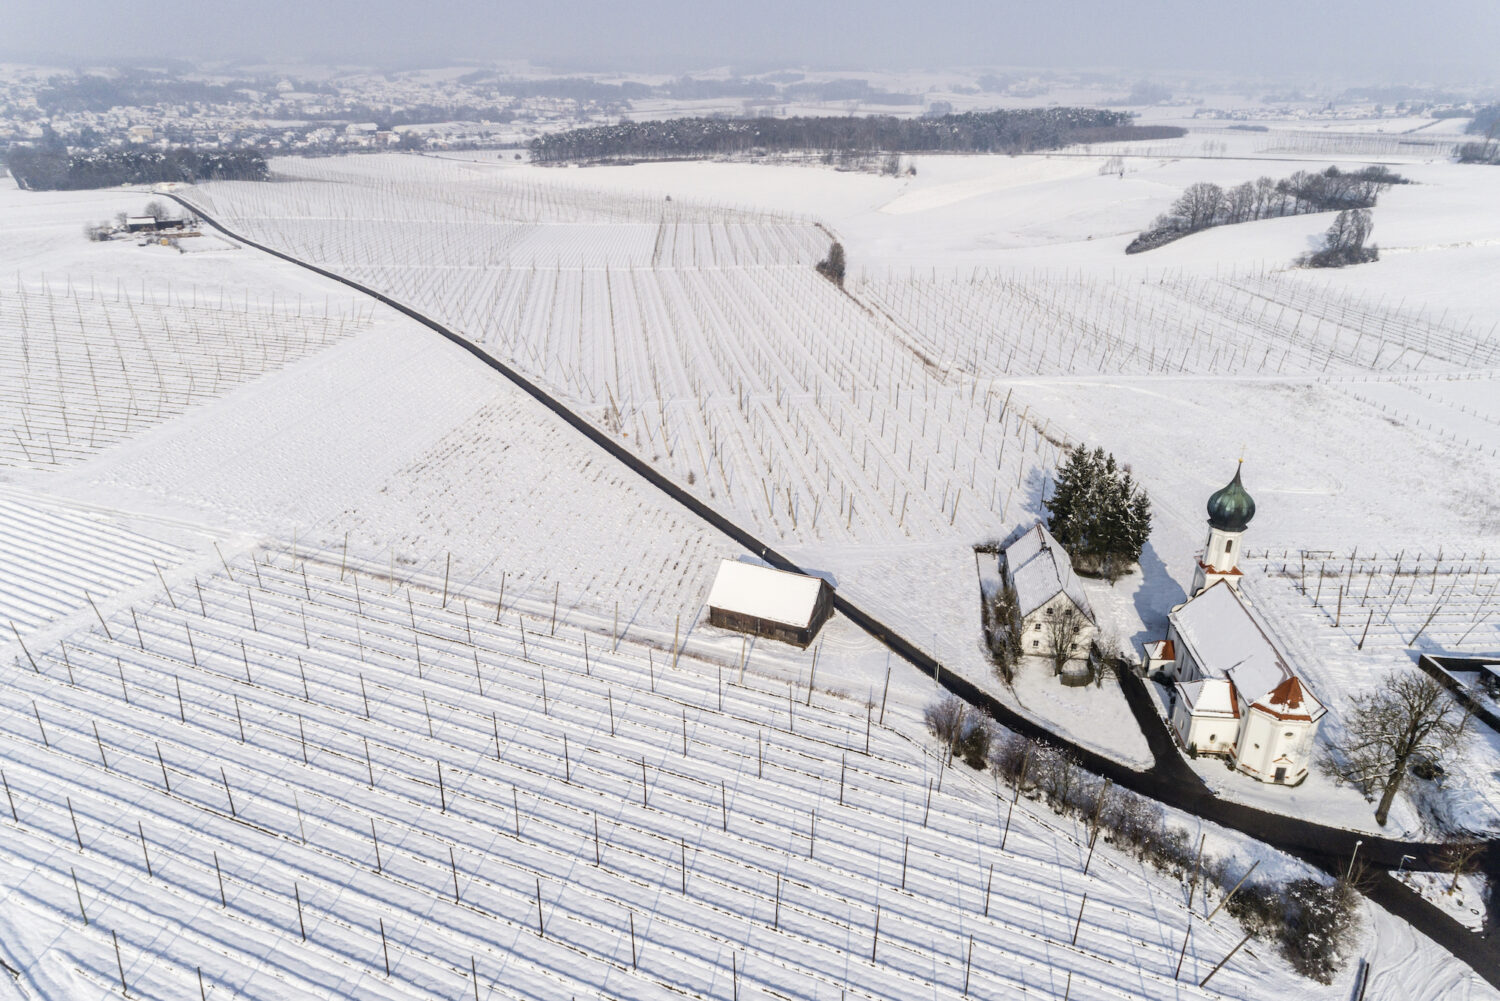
[123,214,194,235]
[998,522,1098,678]
[706,559,833,647]
[1143,464,1327,785]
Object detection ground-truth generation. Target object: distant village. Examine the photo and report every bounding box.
[1,62,1486,164]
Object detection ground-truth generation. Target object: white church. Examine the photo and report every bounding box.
[1142,464,1327,786]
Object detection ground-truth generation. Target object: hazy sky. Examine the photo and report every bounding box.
[6,0,1497,83]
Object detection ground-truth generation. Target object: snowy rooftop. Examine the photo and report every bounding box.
[1252,675,1327,723]
[706,559,826,628]
[1170,581,1289,703]
[1178,678,1240,718]
[1002,522,1094,622]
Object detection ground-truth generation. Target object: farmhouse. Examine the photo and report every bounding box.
[124,215,158,233]
[705,559,833,647]
[999,522,1097,675]
[1143,464,1327,785]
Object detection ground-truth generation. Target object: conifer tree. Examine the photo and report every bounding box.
[1044,444,1151,581]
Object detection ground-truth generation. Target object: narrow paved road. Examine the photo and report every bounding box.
[166,191,1498,989]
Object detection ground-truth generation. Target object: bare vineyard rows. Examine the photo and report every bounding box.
[184,157,1067,548]
[0,280,372,468]
[1,543,1265,1000]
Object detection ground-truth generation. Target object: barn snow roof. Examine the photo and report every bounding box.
[706,560,826,629]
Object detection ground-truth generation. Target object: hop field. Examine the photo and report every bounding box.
[184,157,1066,554]
[1,542,1321,1001]
[0,281,370,469]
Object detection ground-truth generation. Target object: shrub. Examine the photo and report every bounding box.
[988,732,1031,787]
[1226,882,1288,939]
[982,579,1023,683]
[815,241,846,288]
[954,718,992,770]
[1280,878,1360,983]
[923,694,966,748]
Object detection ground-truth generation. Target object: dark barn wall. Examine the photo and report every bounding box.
[708,581,833,648]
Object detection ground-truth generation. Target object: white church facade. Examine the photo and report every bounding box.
[1142,464,1327,786]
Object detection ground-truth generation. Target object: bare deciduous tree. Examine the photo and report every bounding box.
[1437,839,1485,894]
[1325,672,1470,826]
[1046,606,1086,676]
[1171,182,1224,232]
[924,695,966,751]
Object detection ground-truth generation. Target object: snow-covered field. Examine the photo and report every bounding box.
[3,111,1500,998]
[181,155,1114,761]
[1,545,1486,1000]
[177,148,1500,807]
[0,282,368,468]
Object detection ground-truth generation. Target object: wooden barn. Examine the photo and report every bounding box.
[705,559,833,647]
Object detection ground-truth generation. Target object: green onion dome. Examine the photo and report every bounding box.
[1207,463,1255,532]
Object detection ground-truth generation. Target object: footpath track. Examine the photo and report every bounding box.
[164,191,1500,989]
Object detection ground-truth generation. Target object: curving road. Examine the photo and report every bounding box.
[163,190,1498,989]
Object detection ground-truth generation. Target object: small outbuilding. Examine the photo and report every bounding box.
[706,559,833,647]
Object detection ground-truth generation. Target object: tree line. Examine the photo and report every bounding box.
[5,147,269,191]
[1456,127,1499,165]
[923,694,1366,984]
[529,109,1185,163]
[33,71,264,115]
[1126,165,1407,253]
[1457,143,1500,165]
[1465,104,1500,138]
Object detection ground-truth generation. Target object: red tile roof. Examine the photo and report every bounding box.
[1251,675,1323,722]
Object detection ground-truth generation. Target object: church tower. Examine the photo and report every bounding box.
[1192,462,1256,595]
